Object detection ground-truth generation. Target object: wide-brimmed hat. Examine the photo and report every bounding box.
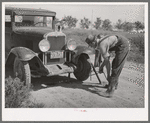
[87,34,95,41]
[85,34,96,44]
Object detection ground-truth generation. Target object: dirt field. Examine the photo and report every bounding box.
[30,55,144,108]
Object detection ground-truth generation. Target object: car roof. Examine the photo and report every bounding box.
[5,7,56,16]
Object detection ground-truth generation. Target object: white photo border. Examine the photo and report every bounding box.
[2,2,148,121]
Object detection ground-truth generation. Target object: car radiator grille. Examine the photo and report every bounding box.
[47,36,65,50]
[44,36,66,65]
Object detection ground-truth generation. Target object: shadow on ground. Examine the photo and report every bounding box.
[31,75,107,96]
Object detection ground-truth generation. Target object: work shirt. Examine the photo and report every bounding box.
[97,36,118,59]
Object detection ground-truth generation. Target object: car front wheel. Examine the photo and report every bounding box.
[13,57,31,88]
[74,55,91,81]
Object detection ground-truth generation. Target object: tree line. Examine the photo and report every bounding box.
[55,16,144,32]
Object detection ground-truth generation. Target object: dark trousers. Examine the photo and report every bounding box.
[109,38,129,86]
[94,49,101,67]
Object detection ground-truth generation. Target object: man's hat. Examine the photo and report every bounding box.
[87,34,95,41]
[85,34,96,44]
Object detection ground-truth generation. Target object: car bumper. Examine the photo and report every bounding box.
[45,63,77,77]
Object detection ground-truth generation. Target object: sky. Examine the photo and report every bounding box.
[5,3,145,27]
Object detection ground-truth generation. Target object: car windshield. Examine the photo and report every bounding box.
[14,15,53,28]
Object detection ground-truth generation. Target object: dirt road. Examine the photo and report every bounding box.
[30,55,144,108]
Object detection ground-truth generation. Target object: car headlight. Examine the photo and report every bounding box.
[67,39,77,51]
[39,39,50,52]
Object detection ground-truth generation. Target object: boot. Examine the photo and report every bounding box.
[103,83,118,90]
[98,81,117,98]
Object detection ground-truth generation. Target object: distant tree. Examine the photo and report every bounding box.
[134,21,144,31]
[122,21,133,32]
[115,19,123,29]
[94,17,102,29]
[80,17,91,29]
[102,19,112,30]
[63,16,78,28]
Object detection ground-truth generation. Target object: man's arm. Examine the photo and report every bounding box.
[99,56,111,80]
[98,41,111,81]
[104,56,111,80]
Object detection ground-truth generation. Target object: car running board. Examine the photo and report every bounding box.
[45,64,76,76]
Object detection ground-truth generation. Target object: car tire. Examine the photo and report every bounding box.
[13,57,31,88]
[74,55,91,81]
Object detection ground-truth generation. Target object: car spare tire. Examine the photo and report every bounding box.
[74,54,91,81]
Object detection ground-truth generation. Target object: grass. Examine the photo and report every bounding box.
[5,77,44,108]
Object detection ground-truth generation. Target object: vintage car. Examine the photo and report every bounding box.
[5,7,95,87]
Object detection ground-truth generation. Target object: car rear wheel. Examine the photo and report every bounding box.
[74,55,91,81]
[13,57,31,88]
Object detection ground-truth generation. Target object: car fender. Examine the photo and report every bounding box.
[8,47,37,61]
[6,47,37,68]
[5,47,49,76]
[72,45,95,64]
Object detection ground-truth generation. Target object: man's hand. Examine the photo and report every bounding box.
[99,67,103,74]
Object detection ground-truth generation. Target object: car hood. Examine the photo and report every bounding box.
[14,27,54,37]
